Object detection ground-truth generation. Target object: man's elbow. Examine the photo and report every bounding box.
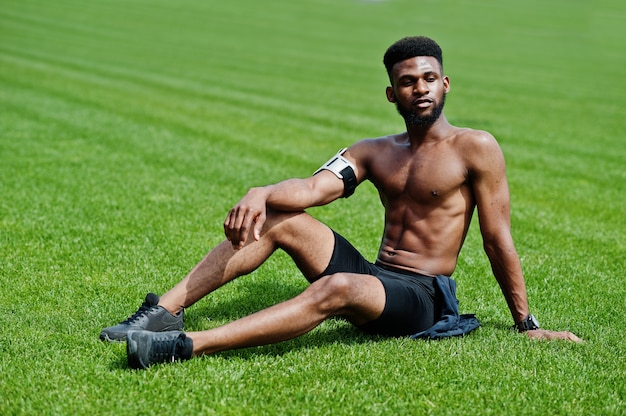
[482,233,517,258]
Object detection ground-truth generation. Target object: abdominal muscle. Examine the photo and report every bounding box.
[375,205,470,277]
[377,247,456,277]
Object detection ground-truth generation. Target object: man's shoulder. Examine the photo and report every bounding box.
[449,128,506,174]
[347,133,406,156]
[450,127,496,144]
[449,127,501,156]
[355,133,407,147]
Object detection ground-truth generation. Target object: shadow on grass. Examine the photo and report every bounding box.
[180,276,303,326]
[214,319,384,362]
[110,355,129,371]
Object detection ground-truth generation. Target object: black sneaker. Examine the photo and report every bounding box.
[126,330,193,369]
[100,293,184,343]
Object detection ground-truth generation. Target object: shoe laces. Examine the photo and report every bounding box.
[151,333,186,362]
[122,301,158,325]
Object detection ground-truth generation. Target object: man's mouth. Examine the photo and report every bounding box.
[413,98,433,108]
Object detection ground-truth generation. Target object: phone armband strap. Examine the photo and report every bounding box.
[313,148,357,198]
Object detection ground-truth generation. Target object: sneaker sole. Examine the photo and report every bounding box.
[99,332,127,343]
[100,321,184,343]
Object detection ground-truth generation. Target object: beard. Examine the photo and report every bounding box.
[396,93,446,127]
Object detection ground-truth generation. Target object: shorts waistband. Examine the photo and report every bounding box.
[374,262,436,278]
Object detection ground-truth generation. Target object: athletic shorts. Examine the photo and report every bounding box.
[316,231,441,337]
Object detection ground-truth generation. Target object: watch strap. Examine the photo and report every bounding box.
[516,314,540,332]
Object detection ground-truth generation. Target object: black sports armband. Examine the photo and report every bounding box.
[313,148,357,198]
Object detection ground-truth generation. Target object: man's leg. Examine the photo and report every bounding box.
[158,210,337,314]
[186,272,386,355]
[126,272,387,367]
[103,210,336,343]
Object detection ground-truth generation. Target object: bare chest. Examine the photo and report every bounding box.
[370,146,468,204]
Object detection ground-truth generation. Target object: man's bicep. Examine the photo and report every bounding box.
[306,170,348,206]
[342,139,377,183]
[470,137,512,239]
[310,140,373,201]
[313,148,358,198]
[475,174,512,241]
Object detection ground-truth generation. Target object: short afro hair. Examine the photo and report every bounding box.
[383,36,443,79]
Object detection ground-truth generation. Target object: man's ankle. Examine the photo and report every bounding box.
[158,302,183,316]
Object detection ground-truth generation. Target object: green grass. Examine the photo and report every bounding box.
[1,0,625,414]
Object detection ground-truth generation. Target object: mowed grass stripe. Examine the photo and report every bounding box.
[0,42,391,160]
[0,0,385,91]
[0,0,394,134]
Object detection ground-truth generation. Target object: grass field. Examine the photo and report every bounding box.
[1,0,625,414]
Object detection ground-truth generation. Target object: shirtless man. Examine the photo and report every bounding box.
[101,36,581,369]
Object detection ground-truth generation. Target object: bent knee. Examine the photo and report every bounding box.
[311,273,359,314]
[308,273,385,323]
[321,273,354,295]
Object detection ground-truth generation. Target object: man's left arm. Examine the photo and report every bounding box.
[469,132,581,342]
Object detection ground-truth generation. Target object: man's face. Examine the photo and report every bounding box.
[386,56,450,127]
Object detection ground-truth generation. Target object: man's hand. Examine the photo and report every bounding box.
[524,329,582,343]
[224,187,268,249]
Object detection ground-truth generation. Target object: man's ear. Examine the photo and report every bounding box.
[386,86,396,103]
[443,76,450,94]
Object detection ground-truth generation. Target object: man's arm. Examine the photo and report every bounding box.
[224,162,349,249]
[469,133,529,322]
[224,142,372,249]
[469,132,581,342]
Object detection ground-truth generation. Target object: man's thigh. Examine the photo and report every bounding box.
[308,272,386,327]
[264,210,337,281]
[300,230,438,336]
[313,230,376,280]
[359,270,438,337]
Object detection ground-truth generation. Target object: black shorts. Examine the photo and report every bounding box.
[316,231,441,337]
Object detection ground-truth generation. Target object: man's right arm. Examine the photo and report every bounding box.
[223,140,372,249]
[223,171,346,249]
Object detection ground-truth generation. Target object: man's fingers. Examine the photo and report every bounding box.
[525,329,583,343]
[223,205,264,249]
[253,212,266,241]
[223,209,236,241]
[238,207,259,245]
[223,206,247,247]
[562,331,583,343]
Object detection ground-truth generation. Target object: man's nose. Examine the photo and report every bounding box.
[414,79,429,95]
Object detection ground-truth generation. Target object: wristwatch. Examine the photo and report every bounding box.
[516,314,540,332]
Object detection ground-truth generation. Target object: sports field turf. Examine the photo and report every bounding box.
[1,0,624,414]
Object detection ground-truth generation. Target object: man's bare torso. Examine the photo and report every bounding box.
[353,128,484,276]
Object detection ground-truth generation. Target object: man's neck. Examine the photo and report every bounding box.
[405,114,454,146]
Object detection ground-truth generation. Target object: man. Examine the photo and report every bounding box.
[101,36,581,370]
